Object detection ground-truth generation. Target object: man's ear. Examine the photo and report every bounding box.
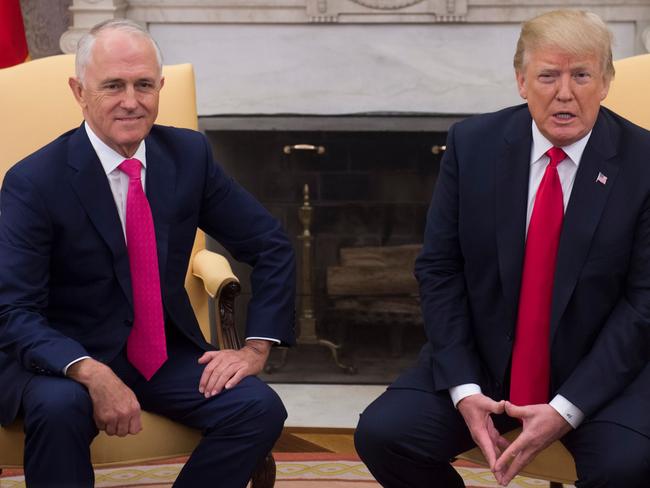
[68,77,86,109]
[159,76,165,91]
[515,70,527,100]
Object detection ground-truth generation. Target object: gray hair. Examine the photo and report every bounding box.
[75,19,163,83]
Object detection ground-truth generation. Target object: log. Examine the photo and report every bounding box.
[327,265,418,296]
[339,244,422,268]
[331,297,421,315]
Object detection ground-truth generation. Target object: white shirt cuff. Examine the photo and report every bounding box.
[63,356,91,375]
[549,394,585,429]
[245,336,280,344]
[449,383,482,408]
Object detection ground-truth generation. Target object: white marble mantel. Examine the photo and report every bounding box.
[60,1,650,117]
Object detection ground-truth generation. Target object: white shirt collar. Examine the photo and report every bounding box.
[84,122,146,175]
[530,120,591,168]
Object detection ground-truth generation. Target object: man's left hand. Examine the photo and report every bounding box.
[493,401,573,486]
[197,339,272,398]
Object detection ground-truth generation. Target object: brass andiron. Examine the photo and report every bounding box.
[265,184,356,374]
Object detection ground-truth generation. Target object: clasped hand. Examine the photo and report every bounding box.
[458,394,572,486]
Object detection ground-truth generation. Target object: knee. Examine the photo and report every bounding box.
[24,379,94,432]
[251,384,287,432]
[579,446,650,488]
[224,380,287,439]
[355,401,403,466]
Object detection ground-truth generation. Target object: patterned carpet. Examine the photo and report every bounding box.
[0,454,572,487]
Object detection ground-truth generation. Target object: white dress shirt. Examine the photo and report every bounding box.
[449,121,590,429]
[64,123,277,375]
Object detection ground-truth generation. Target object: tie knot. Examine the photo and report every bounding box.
[119,158,142,179]
[546,147,567,168]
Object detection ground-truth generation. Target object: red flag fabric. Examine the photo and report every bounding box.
[0,0,29,68]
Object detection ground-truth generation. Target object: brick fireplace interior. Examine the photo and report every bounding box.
[204,120,452,383]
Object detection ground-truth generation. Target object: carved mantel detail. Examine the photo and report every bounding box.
[60,0,650,53]
[306,0,467,22]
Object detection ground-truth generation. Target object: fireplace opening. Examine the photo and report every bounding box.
[204,119,453,383]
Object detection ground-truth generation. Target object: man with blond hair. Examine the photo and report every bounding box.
[356,10,650,487]
[0,19,295,487]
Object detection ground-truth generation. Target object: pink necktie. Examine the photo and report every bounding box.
[510,147,567,406]
[118,158,167,380]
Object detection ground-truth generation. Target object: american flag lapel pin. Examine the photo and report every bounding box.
[596,172,608,185]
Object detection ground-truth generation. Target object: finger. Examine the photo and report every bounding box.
[198,354,225,393]
[504,401,527,420]
[487,423,510,455]
[208,362,242,396]
[105,419,117,436]
[224,368,247,390]
[490,399,506,414]
[500,450,531,486]
[494,435,525,473]
[116,417,130,437]
[129,411,143,435]
[473,427,498,469]
[197,351,217,364]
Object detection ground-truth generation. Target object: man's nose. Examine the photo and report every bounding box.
[555,74,573,101]
[120,85,138,109]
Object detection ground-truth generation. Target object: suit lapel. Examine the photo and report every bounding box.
[144,131,175,289]
[67,125,133,306]
[550,111,619,342]
[496,109,533,327]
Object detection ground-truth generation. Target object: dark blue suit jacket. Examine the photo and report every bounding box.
[411,105,650,437]
[0,124,295,425]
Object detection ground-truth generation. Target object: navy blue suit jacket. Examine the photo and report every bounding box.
[411,105,650,437]
[0,124,295,425]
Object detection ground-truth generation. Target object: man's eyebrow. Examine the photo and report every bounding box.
[99,78,123,85]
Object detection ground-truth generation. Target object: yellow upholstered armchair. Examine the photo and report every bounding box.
[458,53,650,488]
[0,54,274,487]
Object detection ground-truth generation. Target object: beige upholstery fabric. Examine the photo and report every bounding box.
[0,54,238,468]
[457,428,577,485]
[458,53,650,485]
[603,53,650,130]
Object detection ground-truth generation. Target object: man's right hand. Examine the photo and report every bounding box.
[67,358,142,437]
[457,393,508,470]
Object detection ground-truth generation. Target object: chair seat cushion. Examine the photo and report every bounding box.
[456,428,577,485]
[1,411,201,468]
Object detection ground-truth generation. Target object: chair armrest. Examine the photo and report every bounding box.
[191,249,243,350]
[191,249,240,297]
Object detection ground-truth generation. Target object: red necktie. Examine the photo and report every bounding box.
[510,147,567,406]
[119,158,167,380]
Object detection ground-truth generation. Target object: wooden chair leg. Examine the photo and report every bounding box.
[549,482,563,488]
[250,453,276,488]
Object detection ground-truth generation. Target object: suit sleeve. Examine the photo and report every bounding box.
[557,193,650,418]
[194,134,296,345]
[414,124,484,391]
[0,168,89,375]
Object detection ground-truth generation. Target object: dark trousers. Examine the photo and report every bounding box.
[355,368,650,488]
[21,328,286,488]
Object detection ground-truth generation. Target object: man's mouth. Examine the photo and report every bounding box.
[116,116,144,122]
[553,112,575,121]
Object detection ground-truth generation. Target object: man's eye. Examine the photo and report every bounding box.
[137,81,155,90]
[574,72,591,83]
[539,74,555,83]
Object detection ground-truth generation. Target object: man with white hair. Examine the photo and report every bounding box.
[356,10,650,487]
[0,19,295,487]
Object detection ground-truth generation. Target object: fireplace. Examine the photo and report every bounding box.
[202,117,454,382]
